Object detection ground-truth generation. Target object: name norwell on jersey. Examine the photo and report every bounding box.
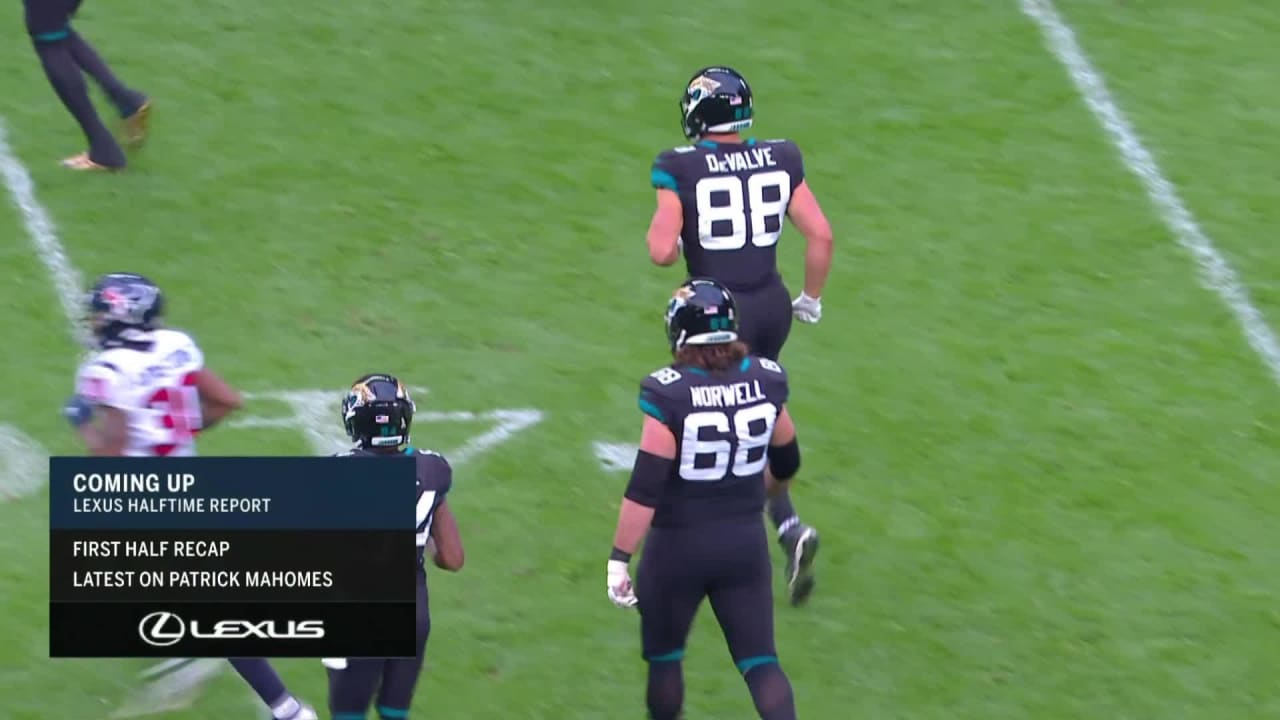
[690,380,765,409]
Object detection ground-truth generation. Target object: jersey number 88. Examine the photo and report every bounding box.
[694,170,792,251]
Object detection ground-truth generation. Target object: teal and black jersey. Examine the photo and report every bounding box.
[651,138,805,291]
[334,446,452,568]
[637,356,790,528]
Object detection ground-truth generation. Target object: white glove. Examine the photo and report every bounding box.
[792,293,822,323]
[606,559,638,608]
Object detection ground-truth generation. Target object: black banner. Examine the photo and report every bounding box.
[49,456,419,657]
[50,601,418,658]
[49,530,416,602]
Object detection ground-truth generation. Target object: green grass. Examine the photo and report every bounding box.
[2,0,1279,717]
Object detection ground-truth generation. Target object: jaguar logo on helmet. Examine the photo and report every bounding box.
[667,285,695,319]
[686,75,722,103]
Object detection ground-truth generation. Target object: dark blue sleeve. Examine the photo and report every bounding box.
[784,141,805,190]
[754,357,790,406]
[638,372,682,432]
[651,151,680,192]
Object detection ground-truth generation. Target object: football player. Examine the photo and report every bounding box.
[62,272,317,720]
[23,0,150,170]
[325,374,464,720]
[645,66,833,605]
[607,279,801,720]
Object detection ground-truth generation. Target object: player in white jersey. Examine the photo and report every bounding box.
[65,272,240,456]
[62,272,318,720]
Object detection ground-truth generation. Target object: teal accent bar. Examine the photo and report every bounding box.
[377,706,409,719]
[736,655,778,673]
[686,366,709,377]
[698,140,718,148]
[639,396,666,422]
[648,648,685,663]
[739,357,751,371]
[651,168,678,191]
[403,446,415,455]
[746,137,757,146]
[335,714,366,720]
[35,29,70,42]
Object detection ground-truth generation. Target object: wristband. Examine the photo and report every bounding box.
[609,546,632,563]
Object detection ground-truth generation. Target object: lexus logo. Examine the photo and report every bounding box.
[138,611,185,647]
[137,611,327,648]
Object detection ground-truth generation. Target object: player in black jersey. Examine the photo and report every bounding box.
[607,279,801,720]
[325,374,464,720]
[646,66,833,605]
[23,0,150,170]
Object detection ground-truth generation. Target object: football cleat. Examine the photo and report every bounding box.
[123,99,152,147]
[61,152,118,171]
[780,524,819,606]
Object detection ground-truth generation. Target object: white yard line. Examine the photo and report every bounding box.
[0,118,89,348]
[1020,0,1280,387]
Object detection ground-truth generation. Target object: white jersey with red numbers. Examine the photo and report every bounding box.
[75,329,206,457]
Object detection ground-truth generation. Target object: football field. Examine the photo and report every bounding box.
[3,0,1280,717]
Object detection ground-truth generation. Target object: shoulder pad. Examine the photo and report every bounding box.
[639,367,685,427]
[670,145,697,154]
[644,365,685,388]
[756,357,786,375]
[413,447,450,463]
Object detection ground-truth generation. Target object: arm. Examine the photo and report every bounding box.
[194,368,242,429]
[429,500,465,571]
[611,415,676,555]
[606,414,677,608]
[645,189,684,267]
[79,405,130,456]
[764,406,800,497]
[67,366,129,456]
[787,181,834,299]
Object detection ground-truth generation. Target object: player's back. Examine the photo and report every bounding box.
[76,328,205,457]
[638,355,789,528]
[651,138,805,291]
[335,447,452,569]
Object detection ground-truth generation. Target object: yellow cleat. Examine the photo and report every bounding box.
[61,153,119,172]
[123,100,152,147]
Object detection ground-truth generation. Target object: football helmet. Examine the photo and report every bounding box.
[666,278,739,351]
[86,272,164,349]
[342,373,415,448]
[680,66,754,140]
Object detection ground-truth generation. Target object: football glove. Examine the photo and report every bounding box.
[606,559,638,608]
[63,394,94,428]
[792,293,822,324]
